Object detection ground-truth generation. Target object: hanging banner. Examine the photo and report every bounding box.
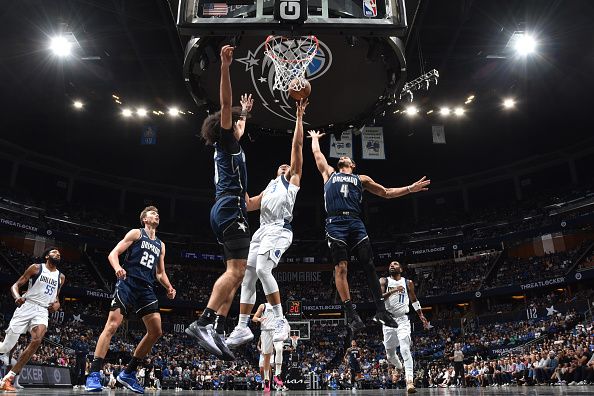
[432,125,446,144]
[361,127,385,159]
[329,131,353,158]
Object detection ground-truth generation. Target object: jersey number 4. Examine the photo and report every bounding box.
[340,184,349,198]
[140,252,155,269]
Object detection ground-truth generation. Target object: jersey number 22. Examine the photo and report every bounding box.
[140,252,155,269]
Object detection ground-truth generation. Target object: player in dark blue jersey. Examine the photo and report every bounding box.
[185,45,262,360]
[309,131,430,334]
[86,206,176,394]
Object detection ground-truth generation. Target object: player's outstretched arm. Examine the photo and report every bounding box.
[288,99,309,187]
[235,93,254,140]
[245,191,263,212]
[108,229,141,280]
[49,273,66,313]
[252,303,265,323]
[11,264,40,306]
[219,45,234,131]
[407,280,429,329]
[361,175,430,199]
[308,130,333,183]
[156,242,176,299]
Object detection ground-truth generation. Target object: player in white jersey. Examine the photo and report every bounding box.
[0,247,65,391]
[380,261,429,394]
[252,303,285,392]
[226,99,308,353]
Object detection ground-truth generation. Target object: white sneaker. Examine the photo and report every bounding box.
[225,326,254,348]
[273,318,290,342]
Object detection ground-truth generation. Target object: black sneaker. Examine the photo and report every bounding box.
[347,312,366,334]
[373,311,399,328]
[185,321,222,357]
[207,325,236,361]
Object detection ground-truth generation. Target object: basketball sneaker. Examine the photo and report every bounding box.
[85,372,103,392]
[185,320,222,357]
[0,377,16,392]
[373,311,399,328]
[347,312,365,334]
[263,379,271,392]
[207,324,235,361]
[272,318,291,342]
[225,326,254,348]
[13,376,23,390]
[117,371,144,394]
[273,375,287,391]
[407,380,416,393]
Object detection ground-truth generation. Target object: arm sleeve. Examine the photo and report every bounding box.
[219,126,240,153]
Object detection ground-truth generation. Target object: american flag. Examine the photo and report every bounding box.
[203,3,228,16]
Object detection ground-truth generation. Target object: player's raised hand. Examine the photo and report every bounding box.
[114,266,126,280]
[408,176,431,193]
[49,301,61,313]
[307,130,325,139]
[220,45,234,67]
[15,297,25,306]
[167,287,176,300]
[296,98,309,118]
[240,93,253,112]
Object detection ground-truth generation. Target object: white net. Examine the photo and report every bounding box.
[264,35,318,92]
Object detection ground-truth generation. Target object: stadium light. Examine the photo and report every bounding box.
[168,107,180,117]
[514,33,537,56]
[503,98,516,109]
[122,108,133,117]
[454,107,464,116]
[439,107,451,116]
[73,100,83,109]
[137,108,147,117]
[49,36,72,57]
[405,105,418,116]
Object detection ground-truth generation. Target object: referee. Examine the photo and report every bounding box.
[450,343,464,387]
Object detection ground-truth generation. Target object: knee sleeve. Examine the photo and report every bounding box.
[274,342,284,365]
[328,238,348,264]
[355,240,382,301]
[239,265,258,305]
[0,331,20,354]
[256,254,279,296]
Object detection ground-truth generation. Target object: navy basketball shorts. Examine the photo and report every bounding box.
[325,216,369,248]
[111,277,159,318]
[210,195,251,260]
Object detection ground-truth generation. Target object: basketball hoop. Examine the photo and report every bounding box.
[264,35,319,92]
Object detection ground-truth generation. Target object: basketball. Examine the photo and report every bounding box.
[289,79,311,101]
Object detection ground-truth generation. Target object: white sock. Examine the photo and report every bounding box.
[3,371,16,381]
[272,303,283,318]
[275,364,282,376]
[264,368,270,381]
[238,314,250,329]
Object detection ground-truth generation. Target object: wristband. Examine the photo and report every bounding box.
[412,301,422,311]
[241,109,248,118]
[407,185,413,193]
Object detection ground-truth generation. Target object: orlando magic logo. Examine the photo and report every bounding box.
[235,39,332,124]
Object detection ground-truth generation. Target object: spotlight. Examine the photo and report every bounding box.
[137,108,147,117]
[503,98,516,109]
[168,107,179,117]
[514,34,537,56]
[440,107,450,116]
[454,107,464,116]
[49,36,72,57]
[406,105,418,116]
[426,110,434,115]
[122,108,133,117]
[73,101,83,109]
[467,95,475,101]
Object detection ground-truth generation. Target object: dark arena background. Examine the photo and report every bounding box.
[1,0,594,395]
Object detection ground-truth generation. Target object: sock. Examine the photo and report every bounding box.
[238,314,250,329]
[275,364,282,376]
[264,367,270,382]
[343,300,355,317]
[125,356,141,374]
[214,315,226,335]
[2,371,16,381]
[271,303,283,318]
[197,307,217,326]
[90,357,104,373]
